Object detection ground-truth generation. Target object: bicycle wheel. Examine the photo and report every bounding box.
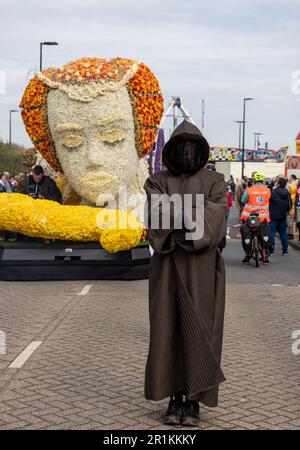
[253,235,259,268]
[261,247,266,264]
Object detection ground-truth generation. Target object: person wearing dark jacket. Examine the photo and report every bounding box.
[269,177,291,255]
[19,165,62,204]
[144,120,227,426]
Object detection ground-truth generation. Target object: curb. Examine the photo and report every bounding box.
[289,240,300,252]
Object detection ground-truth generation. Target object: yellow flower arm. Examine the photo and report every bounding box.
[0,193,143,253]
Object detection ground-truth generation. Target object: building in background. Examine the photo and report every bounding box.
[286,155,300,179]
[209,145,288,180]
[215,160,286,180]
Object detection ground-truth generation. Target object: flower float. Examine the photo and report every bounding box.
[5,58,163,252]
[15,57,163,250]
[20,57,163,181]
[0,193,143,253]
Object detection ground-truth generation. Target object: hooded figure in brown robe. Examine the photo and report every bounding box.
[144,120,227,425]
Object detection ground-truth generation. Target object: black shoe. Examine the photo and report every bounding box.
[182,400,200,426]
[242,256,251,263]
[162,395,183,425]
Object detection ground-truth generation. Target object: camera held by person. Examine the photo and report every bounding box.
[20,165,62,204]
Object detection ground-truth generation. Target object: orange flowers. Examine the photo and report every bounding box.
[35,141,60,171]
[19,75,58,170]
[136,95,164,127]
[21,108,48,142]
[129,63,160,95]
[20,78,49,108]
[44,57,143,84]
[140,129,159,154]
[128,62,163,156]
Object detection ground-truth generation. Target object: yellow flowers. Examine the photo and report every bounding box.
[97,209,143,252]
[0,193,143,254]
[62,134,84,149]
[97,128,126,143]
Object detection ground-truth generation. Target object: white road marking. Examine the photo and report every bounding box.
[297,285,300,289]
[272,284,283,287]
[0,330,6,355]
[78,284,93,296]
[9,341,42,369]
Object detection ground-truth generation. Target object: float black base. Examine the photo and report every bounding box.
[0,241,150,281]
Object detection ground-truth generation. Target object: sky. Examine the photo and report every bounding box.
[0,0,299,152]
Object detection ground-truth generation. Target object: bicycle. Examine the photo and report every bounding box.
[247,213,267,268]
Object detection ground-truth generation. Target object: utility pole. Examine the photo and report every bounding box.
[234,120,244,149]
[9,109,18,147]
[201,99,205,130]
[241,97,254,179]
[40,42,58,71]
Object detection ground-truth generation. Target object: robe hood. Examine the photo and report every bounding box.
[162,120,210,175]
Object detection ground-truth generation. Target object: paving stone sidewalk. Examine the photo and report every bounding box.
[0,278,299,430]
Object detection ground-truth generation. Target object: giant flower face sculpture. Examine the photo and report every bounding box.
[20,57,164,208]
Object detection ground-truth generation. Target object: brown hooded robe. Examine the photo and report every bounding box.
[144,120,227,407]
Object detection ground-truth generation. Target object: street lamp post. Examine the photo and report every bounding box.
[9,109,18,147]
[40,42,58,71]
[241,97,254,179]
[234,120,244,149]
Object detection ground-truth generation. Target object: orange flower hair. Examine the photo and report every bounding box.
[20,57,164,172]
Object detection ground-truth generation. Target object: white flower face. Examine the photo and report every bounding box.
[47,86,139,206]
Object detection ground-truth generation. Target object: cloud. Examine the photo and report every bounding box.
[0,0,299,154]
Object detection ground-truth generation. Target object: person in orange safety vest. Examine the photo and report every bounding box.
[240,172,271,264]
[240,172,271,223]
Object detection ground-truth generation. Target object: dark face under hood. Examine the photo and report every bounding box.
[162,120,210,175]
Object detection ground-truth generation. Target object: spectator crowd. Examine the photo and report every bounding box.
[227,173,300,245]
[0,166,62,241]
